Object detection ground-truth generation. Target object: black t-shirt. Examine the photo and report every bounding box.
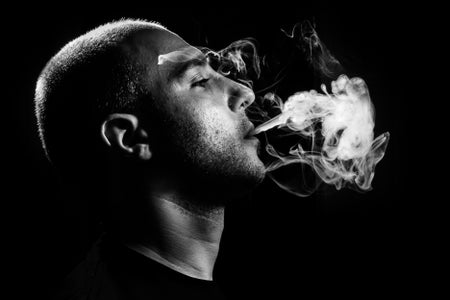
[54,236,226,300]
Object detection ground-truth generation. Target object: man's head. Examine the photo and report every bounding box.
[35,19,266,208]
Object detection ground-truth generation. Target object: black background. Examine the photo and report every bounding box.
[4,4,428,299]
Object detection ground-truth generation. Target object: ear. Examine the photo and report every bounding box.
[101,113,152,160]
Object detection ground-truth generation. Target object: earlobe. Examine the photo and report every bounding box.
[101,113,152,160]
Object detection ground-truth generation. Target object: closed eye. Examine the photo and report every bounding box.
[191,78,210,88]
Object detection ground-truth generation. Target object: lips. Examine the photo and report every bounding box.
[244,122,256,139]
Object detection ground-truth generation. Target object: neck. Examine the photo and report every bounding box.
[121,185,225,281]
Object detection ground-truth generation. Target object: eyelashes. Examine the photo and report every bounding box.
[191,77,210,88]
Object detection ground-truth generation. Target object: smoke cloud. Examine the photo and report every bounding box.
[253,75,389,195]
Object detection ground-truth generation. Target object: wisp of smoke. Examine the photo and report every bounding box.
[283,20,344,79]
[158,21,390,196]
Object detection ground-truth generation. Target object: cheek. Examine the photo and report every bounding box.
[197,105,238,139]
[162,90,239,146]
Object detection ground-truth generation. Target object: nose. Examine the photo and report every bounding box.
[225,77,255,113]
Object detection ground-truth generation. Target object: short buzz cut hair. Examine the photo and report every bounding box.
[35,19,165,178]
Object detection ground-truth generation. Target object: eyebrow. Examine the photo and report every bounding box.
[166,54,208,82]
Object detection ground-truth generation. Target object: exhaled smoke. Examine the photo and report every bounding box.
[158,22,389,196]
[204,39,261,88]
[252,75,390,194]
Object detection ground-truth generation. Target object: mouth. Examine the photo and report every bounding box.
[244,123,257,140]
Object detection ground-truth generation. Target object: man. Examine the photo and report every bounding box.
[35,19,266,299]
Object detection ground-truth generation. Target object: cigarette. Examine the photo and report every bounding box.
[251,115,285,135]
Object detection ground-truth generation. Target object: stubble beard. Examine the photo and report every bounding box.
[153,115,266,210]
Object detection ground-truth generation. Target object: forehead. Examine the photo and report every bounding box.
[158,46,207,82]
[126,29,209,97]
[129,29,204,83]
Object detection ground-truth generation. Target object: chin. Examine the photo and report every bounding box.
[249,163,267,186]
[244,142,266,184]
[236,156,267,189]
[204,158,266,198]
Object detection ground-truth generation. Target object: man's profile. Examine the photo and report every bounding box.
[35,19,265,300]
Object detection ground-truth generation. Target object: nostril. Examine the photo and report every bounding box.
[242,89,255,109]
[226,77,256,112]
[228,92,253,112]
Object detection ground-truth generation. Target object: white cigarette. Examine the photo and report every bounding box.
[251,115,285,135]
